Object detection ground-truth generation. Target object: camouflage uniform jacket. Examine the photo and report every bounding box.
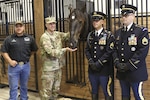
[40,31,69,71]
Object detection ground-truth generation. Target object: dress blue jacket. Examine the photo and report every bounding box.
[113,23,149,82]
[85,29,114,76]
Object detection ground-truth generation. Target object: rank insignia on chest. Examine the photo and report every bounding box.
[142,37,148,45]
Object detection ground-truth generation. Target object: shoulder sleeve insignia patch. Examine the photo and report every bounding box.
[142,27,148,31]
[142,37,148,45]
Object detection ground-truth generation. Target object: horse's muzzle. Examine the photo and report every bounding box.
[70,42,77,49]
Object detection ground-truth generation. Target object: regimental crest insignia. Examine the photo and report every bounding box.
[142,37,148,45]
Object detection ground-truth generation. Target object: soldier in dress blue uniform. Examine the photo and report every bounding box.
[113,4,149,100]
[85,11,114,100]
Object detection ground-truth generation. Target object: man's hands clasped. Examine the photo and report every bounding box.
[88,59,101,71]
[116,63,129,72]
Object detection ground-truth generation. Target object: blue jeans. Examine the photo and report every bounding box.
[8,62,30,100]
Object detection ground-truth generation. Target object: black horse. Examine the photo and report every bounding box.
[68,6,91,49]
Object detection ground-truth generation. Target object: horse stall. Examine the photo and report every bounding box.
[0,0,38,91]
[0,0,150,100]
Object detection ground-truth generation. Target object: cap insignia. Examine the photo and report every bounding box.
[122,5,125,8]
[94,12,97,15]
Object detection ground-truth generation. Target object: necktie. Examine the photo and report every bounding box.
[126,27,128,31]
[123,26,128,32]
[95,32,98,36]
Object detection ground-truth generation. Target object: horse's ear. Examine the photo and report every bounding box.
[81,3,86,12]
[68,4,73,13]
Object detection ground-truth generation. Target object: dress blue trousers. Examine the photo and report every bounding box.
[120,80,144,100]
[8,62,30,100]
[89,73,112,97]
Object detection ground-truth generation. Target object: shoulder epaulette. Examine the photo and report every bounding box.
[135,24,148,31]
[104,30,112,38]
[104,30,112,34]
[135,24,143,28]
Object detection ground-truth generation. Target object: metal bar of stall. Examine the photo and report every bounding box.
[58,0,62,32]
[23,0,27,27]
[79,41,82,83]
[117,0,121,27]
[5,11,8,35]
[136,0,138,24]
[26,0,30,34]
[55,0,58,30]
[72,50,75,82]
[62,0,65,31]
[145,0,148,28]
[82,41,86,85]
[141,0,143,25]
[76,42,79,83]
[101,0,103,12]
[113,0,116,32]
[29,0,32,35]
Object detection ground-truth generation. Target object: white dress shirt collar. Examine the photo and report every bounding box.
[95,27,103,36]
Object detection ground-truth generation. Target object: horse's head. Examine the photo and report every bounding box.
[68,7,89,49]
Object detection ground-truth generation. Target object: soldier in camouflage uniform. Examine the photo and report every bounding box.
[40,16,77,100]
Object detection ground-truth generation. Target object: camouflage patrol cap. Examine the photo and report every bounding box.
[91,11,106,21]
[45,16,56,24]
[15,21,24,26]
[120,4,137,16]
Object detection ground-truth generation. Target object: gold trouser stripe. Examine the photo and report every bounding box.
[107,76,112,96]
[138,82,144,100]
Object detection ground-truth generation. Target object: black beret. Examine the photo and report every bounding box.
[120,4,137,15]
[91,11,106,21]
